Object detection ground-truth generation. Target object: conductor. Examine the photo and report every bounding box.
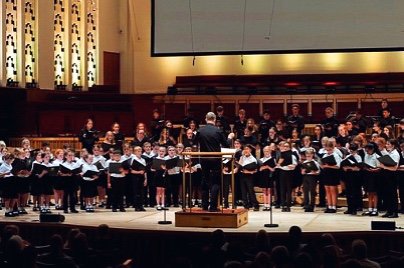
[196,112,230,212]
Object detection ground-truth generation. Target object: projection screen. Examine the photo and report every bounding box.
[152,0,404,56]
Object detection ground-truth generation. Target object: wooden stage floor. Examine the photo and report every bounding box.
[2,206,404,234]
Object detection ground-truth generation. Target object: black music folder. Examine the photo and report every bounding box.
[341,155,359,167]
[321,155,337,166]
[94,161,105,171]
[241,162,258,171]
[108,162,123,174]
[31,163,47,175]
[377,155,397,167]
[301,161,319,172]
[280,151,293,166]
[83,170,99,178]
[260,158,276,168]
[60,165,82,175]
[152,158,166,170]
[32,164,60,176]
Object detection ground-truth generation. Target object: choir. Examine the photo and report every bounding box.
[0,103,402,220]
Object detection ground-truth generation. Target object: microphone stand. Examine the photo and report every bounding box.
[264,195,278,228]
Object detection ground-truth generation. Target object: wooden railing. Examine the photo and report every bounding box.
[9,123,397,151]
[8,137,134,151]
[8,124,320,150]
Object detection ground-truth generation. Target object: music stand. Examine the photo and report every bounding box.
[264,200,278,228]
[181,151,237,212]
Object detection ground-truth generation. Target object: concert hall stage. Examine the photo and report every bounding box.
[1,206,403,233]
[1,207,403,266]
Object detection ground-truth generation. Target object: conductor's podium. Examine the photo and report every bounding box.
[175,150,248,228]
[175,208,248,228]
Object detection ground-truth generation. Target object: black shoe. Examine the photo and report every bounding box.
[12,211,19,216]
[5,212,14,217]
[19,208,28,214]
[106,205,111,209]
[33,207,39,212]
[120,208,126,212]
[387,212,398,218]
[209,208,219,212]
[344,210,352,215]
[70,210,79,213]
[362,211,371,216]
[369,211,378,216]
[223,203,229,209]
[135,207,145,212]
[324,208,332,213]
[381,212,391,218]
[63,210,69,213]
[112,209,118,212]
[351,211,357,215]
[161,206,169,210]
[281,207,290,212]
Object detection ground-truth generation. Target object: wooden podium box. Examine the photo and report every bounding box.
[175,208,248,228]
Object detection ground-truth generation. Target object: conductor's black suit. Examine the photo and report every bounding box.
[196,122,229,211]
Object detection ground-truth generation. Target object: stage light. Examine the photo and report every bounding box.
[285,82,300,87]
[72,84,83,92]
[6,78,19,88]
[26,82,38,89]
[55,84,67,90]
[321,53,345,71]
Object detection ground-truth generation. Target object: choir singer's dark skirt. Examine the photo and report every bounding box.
[256,169,274,189]
[154,170,166,188]
[96,172,107,188]
[363,170,379,193]
[42,175,55,195]
[17,176,31,194]
[53,175,65,190]
[81,179,98,198]
[322,168,340,186]
[1,176,18,199]
[30,175,42,196]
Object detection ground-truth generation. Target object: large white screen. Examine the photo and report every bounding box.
[152,0,404,56]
